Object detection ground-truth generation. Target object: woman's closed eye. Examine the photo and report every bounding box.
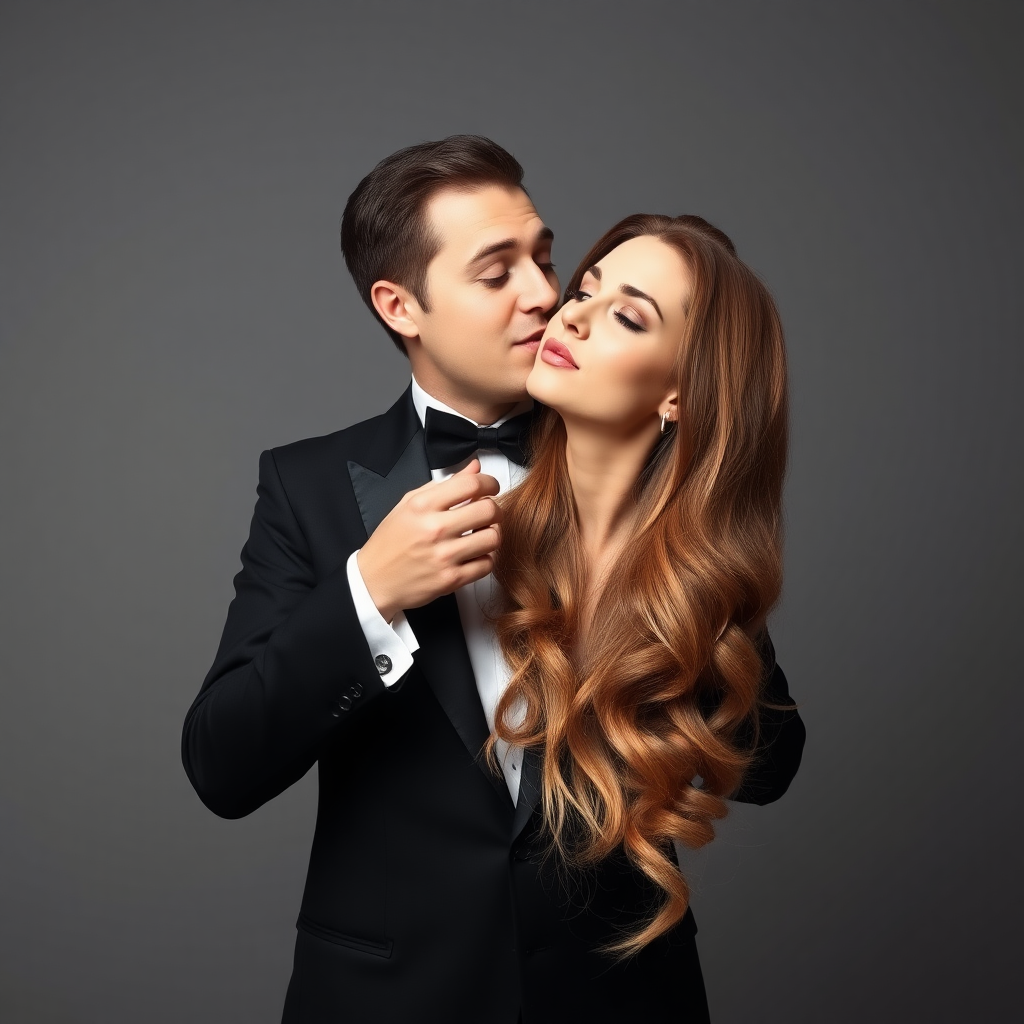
[614,308,645,333]
[569,289,645,332]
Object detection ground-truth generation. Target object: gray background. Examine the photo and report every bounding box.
[1,1,1021,1021]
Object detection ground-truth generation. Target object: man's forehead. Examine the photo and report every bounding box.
[426,185,547,258]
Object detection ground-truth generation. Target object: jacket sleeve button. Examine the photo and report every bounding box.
[374,654,393,675]
[349,683,363,699]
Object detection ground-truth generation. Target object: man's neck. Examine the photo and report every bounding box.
[410,375,527,427]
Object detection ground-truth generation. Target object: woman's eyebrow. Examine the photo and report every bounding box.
[620,284,663,321]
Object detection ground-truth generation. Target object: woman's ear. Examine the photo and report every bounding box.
[658,393,679,426]
[370,280,421,341]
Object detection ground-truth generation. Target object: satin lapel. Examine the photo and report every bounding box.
[348,430,432,538]
[345,389,513,812]
[511,744,542,841]
[406,597,512,810]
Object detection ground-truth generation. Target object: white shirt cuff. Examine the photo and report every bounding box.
[346,549,420,687]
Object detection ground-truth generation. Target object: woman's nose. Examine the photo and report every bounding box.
[561,299,588,339]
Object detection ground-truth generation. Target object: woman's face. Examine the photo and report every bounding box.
[527,235,691,434]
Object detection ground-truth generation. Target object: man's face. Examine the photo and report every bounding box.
[404,185,559,420]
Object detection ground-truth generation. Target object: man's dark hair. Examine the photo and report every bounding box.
[341,135,526,353]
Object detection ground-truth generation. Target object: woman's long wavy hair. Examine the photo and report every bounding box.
[490,214,788,956]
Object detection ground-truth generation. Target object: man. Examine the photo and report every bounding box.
[182,136,804,1023]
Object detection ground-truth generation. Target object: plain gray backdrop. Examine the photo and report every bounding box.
[2,1,1021,1021]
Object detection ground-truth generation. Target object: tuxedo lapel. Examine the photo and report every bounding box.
[345,387,513,812]
[346,387,432,539]
[406,598,513,810]
[511,744,542,841]
[348,430,432,538]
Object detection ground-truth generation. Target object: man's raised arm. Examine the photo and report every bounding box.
[181,453,501,818]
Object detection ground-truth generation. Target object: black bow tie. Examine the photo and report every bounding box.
[423,406,534,470]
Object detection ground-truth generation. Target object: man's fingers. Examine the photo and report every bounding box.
[403,458,482,500]
[427,468,500,510]
[368,456,508,610]
[445,496,503,536]
[447,525,500,564]
[401,460,500,515]
[447,554,496,590]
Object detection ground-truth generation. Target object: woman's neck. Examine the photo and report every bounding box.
[562,417,660,567]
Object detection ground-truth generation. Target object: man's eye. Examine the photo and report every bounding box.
[537,260,556,273]
[614,311,645,333]
[481,272,510,288]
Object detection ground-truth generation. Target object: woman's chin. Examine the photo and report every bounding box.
[525,367,552,405]
[526,364,569,408]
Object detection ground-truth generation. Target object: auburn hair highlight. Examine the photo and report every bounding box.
[490,214,789,956]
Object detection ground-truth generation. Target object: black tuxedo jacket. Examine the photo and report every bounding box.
[182,387,805,1024]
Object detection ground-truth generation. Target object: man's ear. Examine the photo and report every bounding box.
[370,280,421,341]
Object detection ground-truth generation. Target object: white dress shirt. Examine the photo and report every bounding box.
[346,378,528,802]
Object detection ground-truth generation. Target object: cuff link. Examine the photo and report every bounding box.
[374,654,393,675]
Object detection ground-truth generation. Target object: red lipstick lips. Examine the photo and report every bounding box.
[540,339,578,369]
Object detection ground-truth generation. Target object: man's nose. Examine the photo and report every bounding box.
[519,263,560,314]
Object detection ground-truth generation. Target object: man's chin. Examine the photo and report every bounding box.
[462,372,531,412]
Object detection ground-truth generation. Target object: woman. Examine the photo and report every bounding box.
[489,214,804,983]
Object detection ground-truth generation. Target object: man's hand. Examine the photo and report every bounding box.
[357,459,503,623]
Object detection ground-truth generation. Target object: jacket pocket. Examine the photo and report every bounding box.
[296,913,394,958]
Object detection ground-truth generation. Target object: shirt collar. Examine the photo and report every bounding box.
[410,376,533,430]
